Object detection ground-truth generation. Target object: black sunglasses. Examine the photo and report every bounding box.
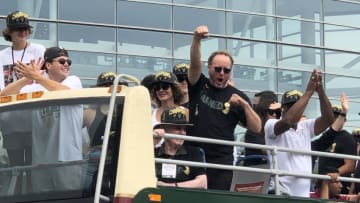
[55,58,72,66]
[153,83,171,91]
[12,27,29,32]
[214,66,231,74]
[176,75,188,83]
[268,109,281,119]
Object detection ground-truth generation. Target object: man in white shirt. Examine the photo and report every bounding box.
[264,69,334,197]
[1,47,83,192]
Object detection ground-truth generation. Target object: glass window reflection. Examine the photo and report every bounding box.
[174,34,192,60]
[324,24,360,52]
[59,0,115,24]
[324,0,360,28]
[325,50,360,77]
[175,0,224,8]
[325,74,360,98]
[117,55,172,80]
[278,45,323,71]
[232,65,277,91]
[118,1,171,29]
[227,12,275,41]
[0,0,55,19]
[174,6,225,35]
[59,24,116,53]
[227,0,274,15]
[118,29,172,58]
[68,51,116,82]
[277,18,321,46]
[278,70,311,93]
[276,0,321,21]
[228,39,275,67]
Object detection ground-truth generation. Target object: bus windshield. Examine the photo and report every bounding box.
[0,94,123,202]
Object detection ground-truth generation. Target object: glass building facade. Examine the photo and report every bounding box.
[1,0,360,130]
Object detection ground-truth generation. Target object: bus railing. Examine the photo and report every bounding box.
[156,132,360,196]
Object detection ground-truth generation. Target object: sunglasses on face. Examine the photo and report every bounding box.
[12,27,28,32]
[268,108,281,119]
[55,58,72,66]
[214,66,231,74]
[176,75,188,83]
[153,83,171,91]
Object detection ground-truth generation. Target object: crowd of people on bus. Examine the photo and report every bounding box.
[1,10,360,202]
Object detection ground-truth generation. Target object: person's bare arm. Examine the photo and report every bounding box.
[0,77,31,96]
[15,60,70,91]
[188,25,208,86]
[273,70,318,135]
[338,159,355,175]
[228,93,261,134]
[313,72,334,135]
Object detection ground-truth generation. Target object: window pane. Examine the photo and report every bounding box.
[0,0,56,19]
[118,29,172,58]
[228,39,275,66]
[232,66,277,91]
[118,1,171,29]
[278,18,321,46]
[326,74,360,99]
[174,34,192,60]
[59,24,116,53]
[324,25,360,52]
[174,6,225,35]
[31,22,57,48]
[227,13,275,41]
[324,0,360,28]
[278,70,311,93]
[118,55,172,80]
[226,0,274,15]
[59,0,115,24]
[175,0,224,8]
[68,51,116,86]
[325,50,360,77]
[278,45,323,71]
[276,0,321,21]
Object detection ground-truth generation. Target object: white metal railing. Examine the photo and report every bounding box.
[155,132,360,196]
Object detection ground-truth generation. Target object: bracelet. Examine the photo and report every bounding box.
[339,112,346,117]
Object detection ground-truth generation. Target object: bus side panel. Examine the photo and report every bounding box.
[133,187,329,203]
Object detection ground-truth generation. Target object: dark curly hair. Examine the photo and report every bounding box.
[151,83,184,107]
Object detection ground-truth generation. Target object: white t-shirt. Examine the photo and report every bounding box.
[0,43,45,90]
[20,75,83,163]
[264,118,316,197]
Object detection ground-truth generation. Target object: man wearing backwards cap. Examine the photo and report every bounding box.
[154,107,207,189]
[0,11,45,89]
[264,69,334,197]
[1,47,83,192]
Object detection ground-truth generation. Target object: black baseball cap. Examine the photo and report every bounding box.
[41,47,69,70]
[6,11,32,29]
[332,105,342,114]
[172,63,189,76]
[153,107,192,129]
[152,71,177,85]
[44,47,68,62]
[281,90,303,105]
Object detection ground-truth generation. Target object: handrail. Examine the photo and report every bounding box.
[94,75,122,203]
[157,132,360,195]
